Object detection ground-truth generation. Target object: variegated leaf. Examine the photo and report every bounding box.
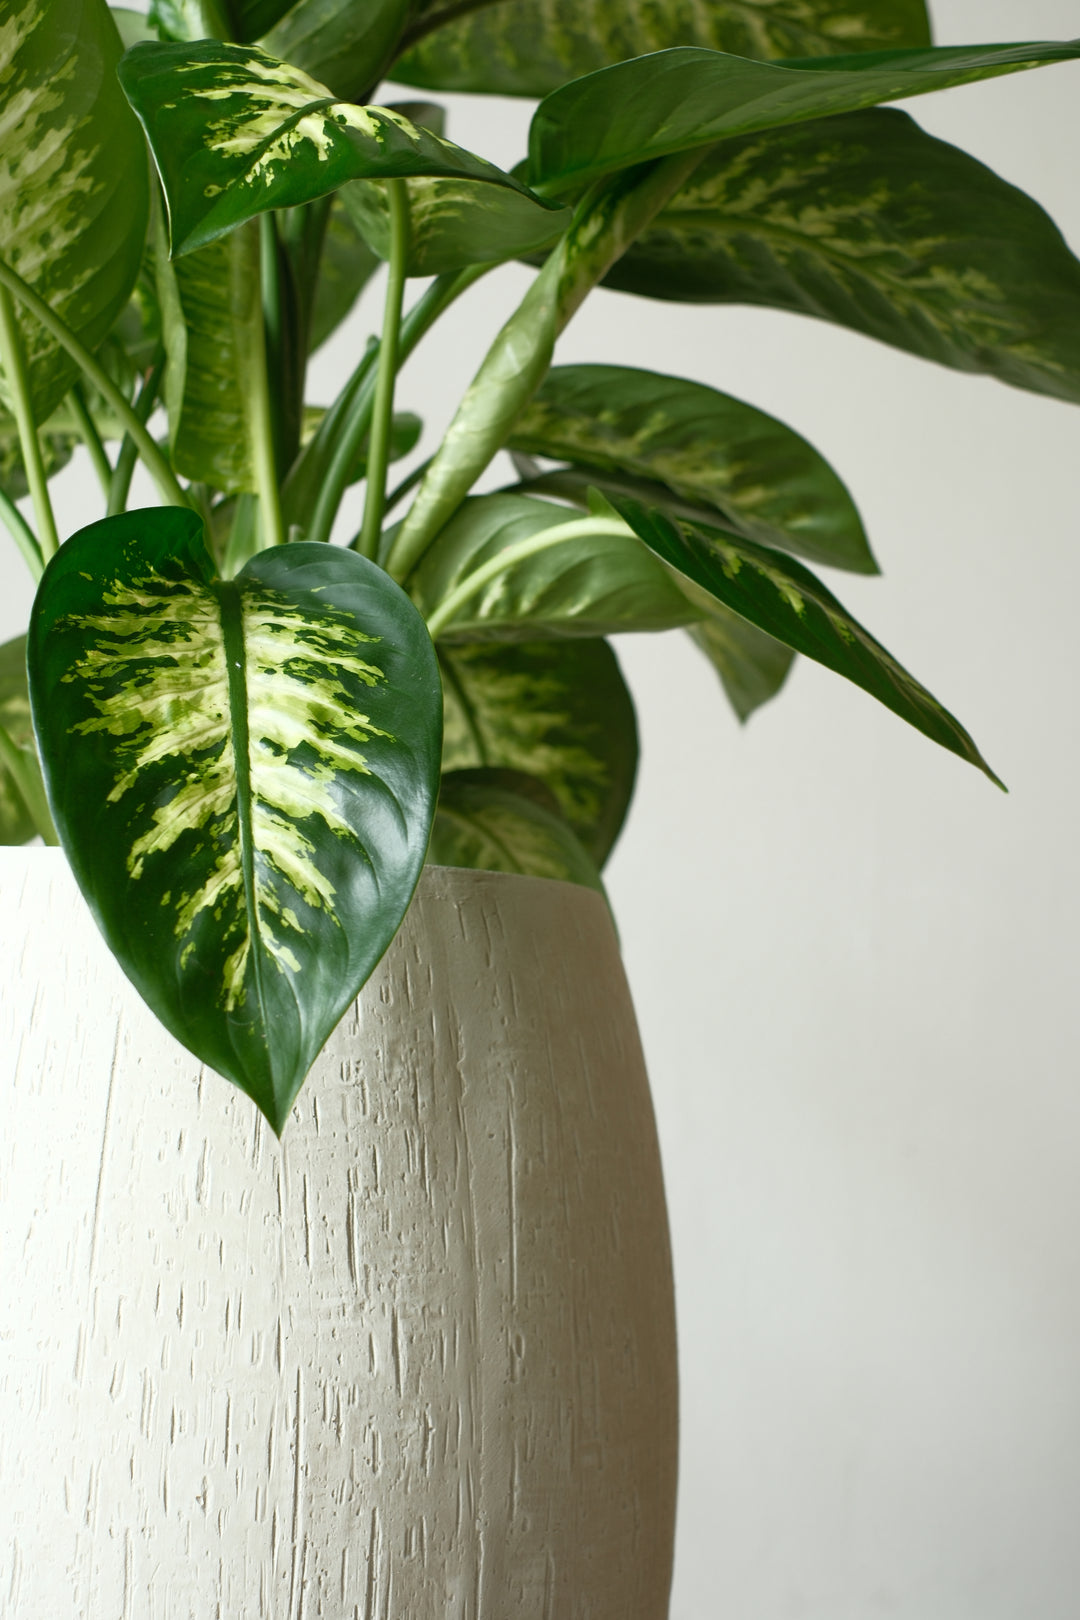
[0,0,149,420]
[28,507,442,1131]
[261,0,411,104]
[440,637,637,865]
[341,174,569,277]
[0,634,34,845]
[508,364,875,574]
[392,0,931,98]
[527,40,1080,195]
[429,767,606,895]
[606,108,1080,404]
[614,494,1002,784]
[118,39,545,257]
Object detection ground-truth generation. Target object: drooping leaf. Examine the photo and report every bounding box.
[0,0,149,421]
[429,767,606,895]
[439,637,637,865]
[0,635,34,845]
[307,197,381,353]
[614,495,1001,784]
[527,40,1080,195]
[262,0,411,104]
[684,591,796,721]
[606,108,1080,405]
[392,0,932,98]
[508,363,874,573]
[118,39,545,257]
[341,173,569,278]
[410,493,699,641]
[28,506,443,1132]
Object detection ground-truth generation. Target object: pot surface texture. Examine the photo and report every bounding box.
[0,850,677,1619]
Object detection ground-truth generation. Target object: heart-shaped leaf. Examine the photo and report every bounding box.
[440,637,638,865]
[508,364,875,574]
[118,39,544,257]
[528,39,1080,194]
[614,494,1001,784]
[606,107,1080,405]
[392,0,931,98]
[429,767,606,894]
[1,0,149,421]
[28,507,442,1131]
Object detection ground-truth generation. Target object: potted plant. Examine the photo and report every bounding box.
[1,0,1078,1611]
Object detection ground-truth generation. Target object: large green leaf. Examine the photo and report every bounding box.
[606,108,1080,405]
[341,174,569,278]
[410,493,699,641]
[262,0,411,104]
[614,494,1001,784]
[508,363,874,573]
[392,0,931,98]
[118,39,543,257]
[429,767,606,895]
[527,40,1080,194]
[0,0,149,421]
[440,637,637,865]
[0,635,34,845]
[28,506,442,1131]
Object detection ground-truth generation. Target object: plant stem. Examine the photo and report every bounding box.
[424,515,631,639]
[107,348,166,516]
[0,284,59,563]
[358,180,410,562]
[243,221,284,551]
[0,255,188,510]
[0,723,58,845]
[68,382,112,499]
[0,485,44,581]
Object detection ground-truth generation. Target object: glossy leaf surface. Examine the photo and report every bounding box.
[393,0,931,98]
[607,108,1080,404]
[29,508,442,1131]
[0,0,149,420]
[616,496,1001,783]
[411,494,698,641]
[429,767,605,895]
[0,635,33,845]
[509,364,874,573]
[119,39,541,256]
[341,175,569,278]
[262,0,411,103]
[440,637,637,865]
[528,39,1080,194]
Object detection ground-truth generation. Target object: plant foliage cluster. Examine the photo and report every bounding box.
[1,0,1078,1129]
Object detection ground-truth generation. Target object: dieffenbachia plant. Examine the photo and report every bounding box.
[2,0,1078,1131]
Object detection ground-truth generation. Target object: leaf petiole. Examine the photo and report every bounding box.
[357,181,410,562]
[0,284,59,563]
[0,723,57,845]
[68,382,113,499]
[0,485,43,582]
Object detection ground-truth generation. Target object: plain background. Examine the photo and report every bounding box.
[2,3,1079,1615]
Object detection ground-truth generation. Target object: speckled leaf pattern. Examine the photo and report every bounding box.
[118,39,540,257]
[262,0,411,104]
[439,637,637,865]
[0,634,33,844]
[606,108,1080,404]
[411,493,699,641]
[528,39,1080,194]
[429,767,606,894]
[0,0,149,420]
[393,0,931,98]
[615,495,1002,784]
[341,174,569,278]
[509,364,875,574]
[28,508,442,1130]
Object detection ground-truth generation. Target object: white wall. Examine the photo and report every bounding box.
[3,4,1079,1615]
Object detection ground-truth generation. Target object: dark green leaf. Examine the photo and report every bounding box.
[429,767,606,895]
[341,174,569,278]
[0,636,34,845]
[411,493,699,641]
[0,0,149,421]
[606,108,1080,405]
[685,593,796,721]
[307,198,381,353]
[262,0,411,103]
[615,494,1001,784]
[528,40,1080,195]
[509,363,874,573]
[119,39,543,257]
[393,0,931,98]
[440,637,637,865]
[28,506,443,1132]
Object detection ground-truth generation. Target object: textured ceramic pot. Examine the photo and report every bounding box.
[0,849,677,1619]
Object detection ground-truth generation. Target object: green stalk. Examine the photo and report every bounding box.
[68,382,112,499]
[358,180,410,562]
[0,724,58,845]
[242,220,284,551]
[424,515,631,639]
[0,284,59,562]
[0,485,43,581]
[0,255,188,510]
[107,348,166,517]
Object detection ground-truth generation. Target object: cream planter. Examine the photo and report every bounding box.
[0,849,678,1618]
